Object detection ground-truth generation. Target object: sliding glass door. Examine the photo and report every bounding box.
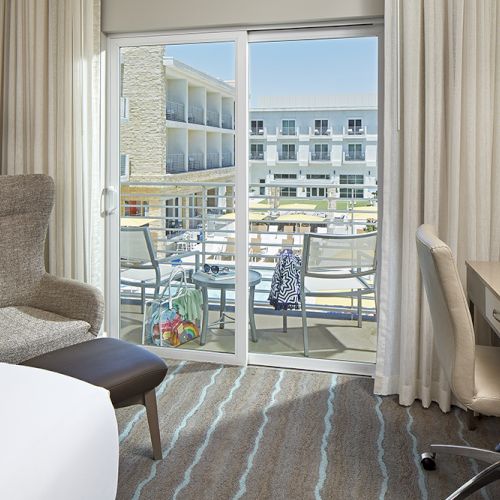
[106,32,248,365]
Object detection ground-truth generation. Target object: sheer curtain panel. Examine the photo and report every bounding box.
[0,0,103,287]
[376,0,500,411]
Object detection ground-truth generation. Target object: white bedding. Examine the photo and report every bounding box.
[0,362,119,500]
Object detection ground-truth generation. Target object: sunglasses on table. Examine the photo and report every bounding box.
[203,264,230,275]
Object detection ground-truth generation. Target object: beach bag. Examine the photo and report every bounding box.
[142,267,200,347]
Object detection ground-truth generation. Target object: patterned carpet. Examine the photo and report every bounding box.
[116,361,500,500]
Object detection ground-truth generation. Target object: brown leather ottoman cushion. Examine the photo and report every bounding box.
[21,338,168,405]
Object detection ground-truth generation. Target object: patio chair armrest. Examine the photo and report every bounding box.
[29,274,104,336]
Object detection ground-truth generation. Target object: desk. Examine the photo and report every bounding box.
[466,261,500,339]
[192,270,261,346]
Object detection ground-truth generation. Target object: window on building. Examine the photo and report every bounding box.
[339,174,364,198]
[259,179,266,196]
[314,119,329,135]
[280,144,296,160]
[281,119,296,135]
[124,200,149,217]
[306,174,330,180]
[120,154,130,180]
[306,187,326,197]
[312,143,329,161]
[347,118,363,135]
[250,120,264,135]
[346,143,364,161]
[250,143,264,160]
[274,173,297,197]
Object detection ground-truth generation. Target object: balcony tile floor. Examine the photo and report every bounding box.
[120,304,376,363]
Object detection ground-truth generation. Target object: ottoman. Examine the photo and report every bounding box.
[22,338,168,460]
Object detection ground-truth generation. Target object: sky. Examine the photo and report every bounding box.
[164,37,378,106]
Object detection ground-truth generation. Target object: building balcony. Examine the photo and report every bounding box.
[311,152,331,161]
[311,127,332,136]
[221,113,233,130]
[188,153,204,171]
[207,152,220,169]
[166,153,185,173]
[250,127,266,137]
[206,110,220,127]
[278,127,298,137]
[344,152,366,162]
[188,105,204,125]
[343,125,367,136]
[166,100,185,122]
[221,151,234,167]
[278,152,297,161]
[250,152,265,161]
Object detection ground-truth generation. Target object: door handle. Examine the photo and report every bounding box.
[100,187,118,216]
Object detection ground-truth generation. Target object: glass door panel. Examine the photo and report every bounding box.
[118,40,240,356]
[248,33,379,371]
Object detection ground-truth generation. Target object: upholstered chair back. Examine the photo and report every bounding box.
[0,175,55,308]
[416,224,475,406]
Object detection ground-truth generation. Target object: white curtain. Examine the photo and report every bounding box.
[0,0,103,288]
[376,0,500,411]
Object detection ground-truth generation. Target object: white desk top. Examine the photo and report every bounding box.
[466,261,500,300]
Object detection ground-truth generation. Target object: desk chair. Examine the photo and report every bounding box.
[416,225,500,498]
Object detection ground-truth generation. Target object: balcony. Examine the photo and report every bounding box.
[166,153,185,173]
[206,110,220,127]
[279,127,298,136]
[119,180,378,362]
[250,127,265,136]
[166,100,185,122]
[311,152,331,161]
[221,151,233,167]
[250,151,265,161]
[344,152,366,162]
[206,152,220,169]
[221,113,233,130]
[343,125,367,136]
[278,151,297,161]
[312,127,331,136]
[188,105,204,125]
[188,153,204,171]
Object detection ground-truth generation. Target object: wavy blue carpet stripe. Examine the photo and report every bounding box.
[454,409,491,500]
[233,370,284,500]
[132,365,224,500]
[119,361,186,444]
[375,395,389,500]
[314,374,337,500]
[172,367,247,500]
[406,407,428,500]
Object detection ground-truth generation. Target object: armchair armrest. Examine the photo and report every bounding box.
[29,274,104,336]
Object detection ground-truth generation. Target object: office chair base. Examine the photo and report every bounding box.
[429,444,500,465]
[445,460,500,500]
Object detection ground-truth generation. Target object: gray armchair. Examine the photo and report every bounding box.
[0,174,104,364]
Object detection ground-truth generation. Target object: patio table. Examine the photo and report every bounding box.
[192,270,261,345]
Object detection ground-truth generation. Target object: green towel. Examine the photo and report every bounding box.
[172,288,203,323]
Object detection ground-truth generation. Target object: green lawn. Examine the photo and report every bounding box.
[258,197,373,211]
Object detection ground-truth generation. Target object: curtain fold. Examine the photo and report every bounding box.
[376,0,500,411]
[0,0,102,288]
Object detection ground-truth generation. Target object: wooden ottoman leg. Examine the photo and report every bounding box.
[144,389,162,460]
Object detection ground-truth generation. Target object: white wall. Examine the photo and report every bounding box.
[102,0,383,34]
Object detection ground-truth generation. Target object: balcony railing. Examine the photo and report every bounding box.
[312,127,330,136]
[221,113,233,129]
[166,154,185,173]
[221,151,233,167]
[206,152,219,169]
[188,105,204,125]
[119,180,378,321]
[250,127,265,136]
[206,110,220,127]
[166,100,185,122]
[344,125,367,135]
[311,152,331,161]
[280,127,297,136]
[278,151,297,161]
[250,151,265,160]
[188,153,204,170]
[344,152,366,162]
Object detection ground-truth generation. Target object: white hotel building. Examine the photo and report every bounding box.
[248,94,378,200]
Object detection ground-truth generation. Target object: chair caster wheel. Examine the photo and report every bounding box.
[421,452,436,471]
[495,443,500,453]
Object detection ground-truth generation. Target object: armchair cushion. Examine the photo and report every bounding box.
[0,306,93,364]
